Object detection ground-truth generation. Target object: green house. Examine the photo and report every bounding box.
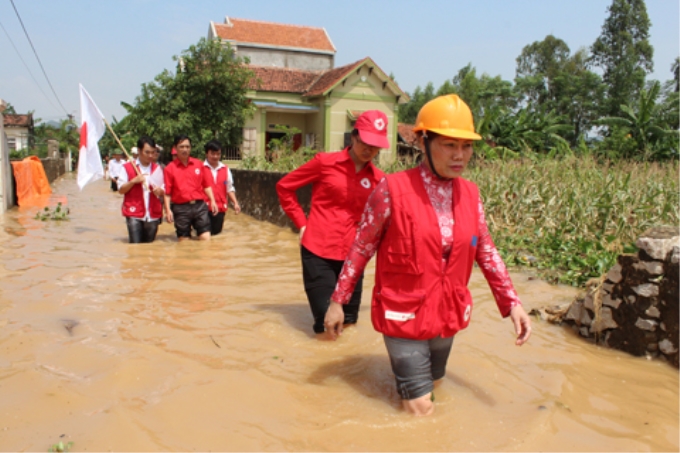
[209,17,409,164]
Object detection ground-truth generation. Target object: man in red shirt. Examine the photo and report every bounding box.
[163,135,218,241]
[203,140,241,236]
[276,110,389,335]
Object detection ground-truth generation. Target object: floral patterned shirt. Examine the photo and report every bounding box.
[331,163,521,314]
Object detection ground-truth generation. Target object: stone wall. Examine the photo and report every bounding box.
[232,169,310,230]
[536,226,679,368]
[40,157,68,183]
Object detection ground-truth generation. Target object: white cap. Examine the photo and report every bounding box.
[131,147,138,154]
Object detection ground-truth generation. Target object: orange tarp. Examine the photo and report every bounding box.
[10,156,52,206]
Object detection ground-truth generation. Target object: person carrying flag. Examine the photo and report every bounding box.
[117,136,165,243]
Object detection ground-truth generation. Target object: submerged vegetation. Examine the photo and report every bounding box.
[34,202,69,221]
[48,440,73,452]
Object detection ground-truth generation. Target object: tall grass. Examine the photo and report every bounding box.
[467,156,679,286]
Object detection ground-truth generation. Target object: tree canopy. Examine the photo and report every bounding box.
[589,0,654,118]
[398,0,676,161]
[119,37,255,155]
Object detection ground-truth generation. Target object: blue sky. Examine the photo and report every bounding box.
[1,0,678,123]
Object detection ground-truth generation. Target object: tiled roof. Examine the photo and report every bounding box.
[304,60,363,96]
[215,17,335,53]
[248,66,323,93]
[398,123,417,144]
[247,57,409,101]
[3,114,33,128]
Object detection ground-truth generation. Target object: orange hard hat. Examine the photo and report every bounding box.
[413,94,481,140]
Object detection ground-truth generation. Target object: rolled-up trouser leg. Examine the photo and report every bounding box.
[383,335,455,400]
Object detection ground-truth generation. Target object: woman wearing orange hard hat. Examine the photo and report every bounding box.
[325,94,531,416]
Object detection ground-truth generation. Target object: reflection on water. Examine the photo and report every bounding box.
[0,173,677,451]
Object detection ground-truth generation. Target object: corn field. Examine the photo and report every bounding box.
[467,157,679,286]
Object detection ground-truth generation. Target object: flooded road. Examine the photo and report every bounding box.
[0,173,677,452]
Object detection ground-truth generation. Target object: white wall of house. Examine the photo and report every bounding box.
[0,100,16,214]
[4,127,30,151]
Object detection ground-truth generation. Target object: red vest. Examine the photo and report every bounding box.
[204,165,229,212]
[121,162,163,219]
[371,168,480,340]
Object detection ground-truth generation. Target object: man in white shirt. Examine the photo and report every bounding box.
[203,140,240,235]
[107,151,125,191]
[117,137,165,243]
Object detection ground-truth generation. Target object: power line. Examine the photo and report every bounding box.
[9,0,70,117]
[0,18,62,114]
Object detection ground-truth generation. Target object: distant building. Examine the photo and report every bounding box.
[3,113,33,152]
[209,17,335,71]
[208,16,408,163]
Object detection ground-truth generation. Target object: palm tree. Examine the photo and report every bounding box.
[597,81,678,160]
[481,108,571,155]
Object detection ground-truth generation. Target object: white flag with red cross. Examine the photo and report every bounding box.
[77,84,106,190]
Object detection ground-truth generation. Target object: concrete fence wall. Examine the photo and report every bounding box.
[40,156,69,183]
[231,168,310,230]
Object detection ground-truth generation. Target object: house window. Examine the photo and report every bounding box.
[7,137,16,151]
[241,127,256,157]
[305,133,316,149]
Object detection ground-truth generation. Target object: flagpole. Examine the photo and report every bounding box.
[102,118,139,174]
[101,118,150,191]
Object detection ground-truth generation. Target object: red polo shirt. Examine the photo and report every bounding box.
[276,147,385,261]
[163,157,211,204]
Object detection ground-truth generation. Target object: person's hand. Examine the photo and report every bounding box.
[152,187,164,198]
[166,210,174,224]
[210,201,218,215]
[324,301,345,340]
[131,174,145,185]
[510,305,532,346]
[299,225,306,243]
[233,202,241,215]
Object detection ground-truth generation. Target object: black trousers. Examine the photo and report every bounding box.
[210,212,226,236]
[301,245,364,334]
[126,217,160,243]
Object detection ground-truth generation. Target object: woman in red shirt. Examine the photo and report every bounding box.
[276,111,389,335]
[325,95,532,416]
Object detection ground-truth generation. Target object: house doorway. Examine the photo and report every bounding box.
[265,131,302,161]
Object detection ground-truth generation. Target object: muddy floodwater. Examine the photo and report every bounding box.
[0,173,678,452]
